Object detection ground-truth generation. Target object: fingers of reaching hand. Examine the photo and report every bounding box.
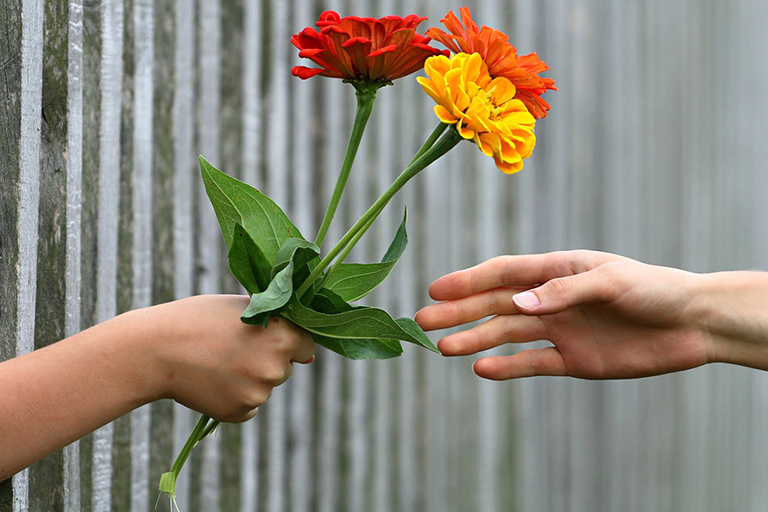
[416,287,524,331]
[472,347,567,380]
[437,314,549,356]
[428,256,540,301]
[428,250,622,302]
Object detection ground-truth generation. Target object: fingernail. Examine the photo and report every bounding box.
[513,291,540,310]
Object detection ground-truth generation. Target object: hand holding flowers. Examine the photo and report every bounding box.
[160,6,555,502]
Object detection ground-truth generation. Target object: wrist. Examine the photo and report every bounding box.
[110,306,171,406]
[695,271,768,370]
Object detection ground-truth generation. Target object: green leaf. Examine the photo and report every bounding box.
[228,223,272,294]
[310,289,353,314]
[307,291,437,353]
[240,239,321,326]
[271,238,321,283]
[241,311,271,328]
[302,290,407,359]
[313,335,403,360]
[199,156,304,260]
[394,317,439,353]
[241,261,294,327]
[282,297,440,353]
[324,208,409,302]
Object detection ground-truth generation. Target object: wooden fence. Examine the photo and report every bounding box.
[2,0,768,510]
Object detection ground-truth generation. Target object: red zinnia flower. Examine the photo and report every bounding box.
[291,11,448,83]
[426,7,557,119]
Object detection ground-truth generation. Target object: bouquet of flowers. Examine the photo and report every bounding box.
[159,6,555,501]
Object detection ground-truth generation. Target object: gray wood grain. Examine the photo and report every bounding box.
[63,1,84,508]
[0,0,23,370]
[0,1,22,509]
[3,0,768,510]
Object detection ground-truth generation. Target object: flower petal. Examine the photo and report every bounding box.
[292,11,443,83]
[427,7,556,119]
[419,52,537,174]
[291,66,326,79]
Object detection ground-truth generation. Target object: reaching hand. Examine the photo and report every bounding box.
[416,250,725,380]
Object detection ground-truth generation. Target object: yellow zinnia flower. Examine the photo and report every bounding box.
[417,52,536,174]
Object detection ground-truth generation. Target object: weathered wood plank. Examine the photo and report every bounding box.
[0,0,23,367]
[128,0,155,510]
[370,30,396,511]
[217,1,246,508]
[238,2,262,510]
[218,0,245,301]
[63,0,84,509]
[474,0,506,508]
[194,0,223,509]
[286,1,318,511]
[4,0,768,510]
[315,76,346,512]
[0,0,24,509]
[19,0,52,509]
[151,0,175,308]
[92,0,125,509]
[262,1,292,510]
[147,0,177,510]
[169,0,196,507]
[107,0,137,507]
[342,1,375,509]
[75,1,104,510]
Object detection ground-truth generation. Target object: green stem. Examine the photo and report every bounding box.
[201,419,220,439]
[317,214,377,290]
[159,414,213,495]
[172,414,210,473]
[317,122,448,289]
[314,83,380,248]
[411,122,448,164]
[297,126,461,298]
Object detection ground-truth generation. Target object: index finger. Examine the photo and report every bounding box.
[291,330,315,364]
[428,250,624,301]
[278,318,315,364]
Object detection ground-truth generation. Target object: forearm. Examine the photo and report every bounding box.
[696,270,768,371]
[0,295,315,481]
[0,310,158,481]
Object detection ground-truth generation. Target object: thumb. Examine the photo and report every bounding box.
[512,270,611,315]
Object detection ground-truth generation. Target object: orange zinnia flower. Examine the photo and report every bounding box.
[292,11,448,83]
[426,7,556,119]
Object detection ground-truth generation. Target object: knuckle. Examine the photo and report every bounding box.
[262,367,287,387]
[220,410,248,423]
[446,301,464,324]
[594,262,629,298]
[243,389,270,410]
[215,396,257,423]
[242,408,259,422]
[554,249,593,276]
[486,291,500,315]
[229,406,260,423]
[526,351,542,376]
[491,256,515,285]
[269,332,294,353]
[546,276,572,297]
